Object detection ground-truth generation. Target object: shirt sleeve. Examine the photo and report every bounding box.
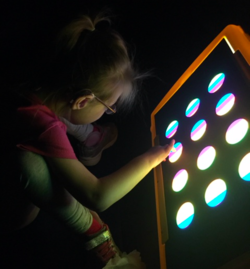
[16,106,77,159]
[17,122,77,159]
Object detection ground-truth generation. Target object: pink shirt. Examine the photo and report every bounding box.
[17,104,77,159]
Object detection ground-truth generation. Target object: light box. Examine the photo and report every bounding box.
[151,25,250,269]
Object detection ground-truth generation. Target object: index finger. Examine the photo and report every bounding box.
[164,139,175,151]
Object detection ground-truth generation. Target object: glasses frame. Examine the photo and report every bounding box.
[70,89,116,114]
[91,93,116,114]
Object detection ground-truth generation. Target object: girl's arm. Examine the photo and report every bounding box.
[46,140,175,212]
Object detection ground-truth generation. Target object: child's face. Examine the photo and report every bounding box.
[69,83,131,124]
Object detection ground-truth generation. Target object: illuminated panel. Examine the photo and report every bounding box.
[197,146,216,170]
[165,120,179,138]
[238,153,250,181]
[185,98,200,117]
[190,119,207,141]
[176,202,194,229]
[216,93,235,116]
[172,169,188,192]
[151,26,250,269]
[208,73,225,93]
[225,119,249,144]
[205,179,227,207]
[169,142,183,163]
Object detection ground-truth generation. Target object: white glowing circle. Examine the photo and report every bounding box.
[185,98,200,117]
[197,146,216,170]
[190,120,207,141]
[238,153,250,181]
[169,142,183,163]
[226,119,249,144]
[165,120,179,138]
[176,202,194,229]
[208,73,225,93]
[215,93,235,116]
[172,169,188,192]
[205,179,227,207]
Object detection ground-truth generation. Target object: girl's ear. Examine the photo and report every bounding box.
[71,95,94,110]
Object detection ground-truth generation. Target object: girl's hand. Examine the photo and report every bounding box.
[145,139,175,169]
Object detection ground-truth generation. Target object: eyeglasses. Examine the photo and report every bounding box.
[70,89,116,114]
[91,93,117,114]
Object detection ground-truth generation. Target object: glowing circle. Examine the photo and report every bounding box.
[226,119,249,144]
[205,179,227,207]
[208,73,225,93]
[185,98,200,117]
[169,142,183,163]
[197,146,216,170]
[190,119,207,141]
[176,202,194,229]
[172,169,188,192]
[239,153,250,181]
[216,93,235,116]
[165,120,179,138]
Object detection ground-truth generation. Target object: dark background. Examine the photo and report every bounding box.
[1,1,250,268]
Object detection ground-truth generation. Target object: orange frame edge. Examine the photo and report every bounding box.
[150,25,250,269]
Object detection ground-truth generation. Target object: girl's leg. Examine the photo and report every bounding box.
[17,151,120,264]
[18,150,93,234]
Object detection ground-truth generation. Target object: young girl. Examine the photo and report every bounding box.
[1,12,174,267]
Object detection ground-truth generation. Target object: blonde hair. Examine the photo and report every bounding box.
[38,12,141,111]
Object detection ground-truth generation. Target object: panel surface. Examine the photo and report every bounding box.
[154,39,250,268]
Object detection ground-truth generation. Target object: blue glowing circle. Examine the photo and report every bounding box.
[205,179,227,207]
[216,93,235,116]
[185,98,200,117]
[176,202,194,229]
[165,120,179,138]
[208,73,225,93]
